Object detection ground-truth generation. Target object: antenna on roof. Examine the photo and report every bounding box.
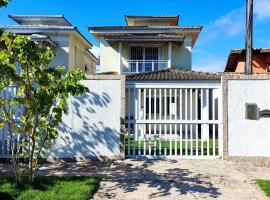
[245,0,253,75]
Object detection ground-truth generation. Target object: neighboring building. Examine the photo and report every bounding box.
[0,15,99,74]
[225,48,270,73]
[89,15,202,74]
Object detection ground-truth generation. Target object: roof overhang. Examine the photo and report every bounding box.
[104,34,184,44]
[89,26,202,47]
[124,15,180,26]
[8,14,72,26]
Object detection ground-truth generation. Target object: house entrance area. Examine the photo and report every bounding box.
[125,75,223,159]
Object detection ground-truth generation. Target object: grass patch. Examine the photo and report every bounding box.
[0,176,100,200]
[256,180,270,197]
[125,135,219,156]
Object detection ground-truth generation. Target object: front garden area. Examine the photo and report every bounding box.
[0,176,100,200]
[256,180,270,198]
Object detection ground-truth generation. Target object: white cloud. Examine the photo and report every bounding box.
[198,7,245,45]
[90,45,100,58]
[254,0,270,20]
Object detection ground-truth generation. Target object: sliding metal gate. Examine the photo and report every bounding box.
[125,83,222,159]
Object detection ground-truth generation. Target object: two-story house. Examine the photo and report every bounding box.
[89,15,202,74]
[0,15,99,74]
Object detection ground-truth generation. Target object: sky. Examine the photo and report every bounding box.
[1,0,270,72]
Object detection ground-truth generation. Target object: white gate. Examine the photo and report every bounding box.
[125,82,222,159]
[0,86,23,158]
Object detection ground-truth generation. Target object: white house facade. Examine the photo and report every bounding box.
[89,15,202,74]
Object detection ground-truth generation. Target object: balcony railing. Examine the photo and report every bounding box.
[125,60,169,73]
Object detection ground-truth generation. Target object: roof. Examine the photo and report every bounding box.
[89,25,202,31]
[230,48,270,54]
[104,34,184,42]
[225,48,270,72]
[124,15,180,26]
[126,68,221,81]
[8,14,72,26]
[124,15,179,18]
[0,24,76,32]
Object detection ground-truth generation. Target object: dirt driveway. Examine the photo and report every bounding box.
[0,159,269,199]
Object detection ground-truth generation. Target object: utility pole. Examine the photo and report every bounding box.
[245,0,253,74]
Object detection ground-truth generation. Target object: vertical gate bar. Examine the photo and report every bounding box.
[170,123,172,156]
[159,89,162,120]
[144,124,146,156]
[213,89,216,157]
[218,87,223,158]
[180,124,183,156]
[154,89,157,120]
[154,89,157,157]
[159,124,162,155]
[174,89,177,120]
[127,88,131,157]
[185,124,188,156]
[133,88,137,158]
[190,89,193,120]
[185,89,188,156]
[154,124,156,157]
[164,124,167,156]
[201,89,204,156]
[190,124,193,156]
[169,89,172,120]
[149,89,152,121]
[149,123,151,155]
[185,89,188,120]
[180,89,182,121]
[164,89,167,120]
[175,124,177,156]
[190,89,193,156]
[195,89,198,157]
[179,89,182,157]
[143,89,146,156]
[138,89,141,156]
[144,89,146,120]
[206,89,210,157]
[213,124,216,156]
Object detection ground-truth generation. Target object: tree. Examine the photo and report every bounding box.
[0,32,89,184]
[0,0,12,7]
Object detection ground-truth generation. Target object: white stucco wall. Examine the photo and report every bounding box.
[99,37,120,73]
[172,37,192,71]
[227,79,270,157]
[69,36,97,74]
[47,78,123,160]
[49,35,69,71]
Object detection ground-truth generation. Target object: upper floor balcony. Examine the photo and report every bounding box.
[125,60,169,73]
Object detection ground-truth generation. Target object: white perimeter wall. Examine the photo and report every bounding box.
[227,79,270,157]
[47,77,123,160]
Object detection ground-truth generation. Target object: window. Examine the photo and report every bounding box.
[130,46,159,72]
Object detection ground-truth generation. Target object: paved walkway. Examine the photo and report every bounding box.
[0,159,269,199]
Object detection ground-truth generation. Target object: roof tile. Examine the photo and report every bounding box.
[126,68,221,81]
